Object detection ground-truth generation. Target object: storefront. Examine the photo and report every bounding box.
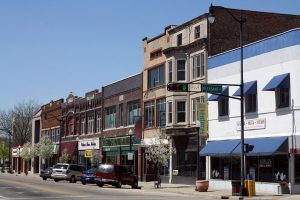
[78,138,100,170]
[12,147,25,173]
[101,136,139,174]
[60,141,78,164]
[200,136,290,193]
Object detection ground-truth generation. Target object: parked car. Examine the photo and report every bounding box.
[94,164,138,188]
[51,163,85,183]
[80,167,98,185]
[40,167,53,180]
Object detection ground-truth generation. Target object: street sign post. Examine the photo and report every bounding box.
[201,84,222,94]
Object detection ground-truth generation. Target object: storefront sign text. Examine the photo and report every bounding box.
[236,118,266,131]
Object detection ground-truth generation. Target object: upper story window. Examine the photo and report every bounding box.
[105,106,116,129]
[119,104,124,127]
[157,99,166,127]
[168,101,172,124]
[194,25,200,39]
[128,101,141,125]
[176,101,186,123]
[96,113,101,133]
[55,128,60,143]
[177,60,186,81]
[144,101,154,128]
[245,94,257,113]
[218,98,229,117]
[276,88,290,108]
[192,52,205,80]
[168,60,172,83]
[177,34,182,46]
[80,118,85,134]
[51,129,55,143]
[150,49,162,60]
[148,64,165,89]
[191,97,204,122]
[87,116,94,134]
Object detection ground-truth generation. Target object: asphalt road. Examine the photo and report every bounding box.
[0,173,216,200]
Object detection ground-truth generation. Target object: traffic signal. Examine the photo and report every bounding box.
[167,83,189,92]
[244,144,254,153]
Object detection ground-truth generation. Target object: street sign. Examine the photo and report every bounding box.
[128,152,133,160]
[201,84,222,94]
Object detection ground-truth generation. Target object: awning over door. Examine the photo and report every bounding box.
[200,139,240,156]
[60,141,77,155]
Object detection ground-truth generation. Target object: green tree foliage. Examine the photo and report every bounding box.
[0,141,9,160]
[59,149,70,163]
[37,137,54,160]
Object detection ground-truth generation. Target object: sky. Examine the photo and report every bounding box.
[1,0,300,110]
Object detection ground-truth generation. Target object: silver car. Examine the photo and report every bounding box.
[51,163,84,183]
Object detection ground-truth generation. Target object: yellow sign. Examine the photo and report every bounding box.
[84,150,93,158]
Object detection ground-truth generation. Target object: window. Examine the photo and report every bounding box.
[177,34,182,46]
[150,49,162,60]
[128,101,141,125]
[148,64,165,89]
[81,118,85,134]
[192,98,200,122]
[276,88,289,108]
[176,101,186,123]
[96,113,101,133]
[51,129,55,143]
[195,25,200,39]
[192,52,205,79]
[105,106,116,129]
[87,116,94,134]
[55,128,60,143]
[157,99,166,127]
[168,102,172,124]
[144,101,154,128]
[177,60,186,81]
[245,94,257,113]
[168,60,172,83]
[119,104,124,127]
[218,98,229,116]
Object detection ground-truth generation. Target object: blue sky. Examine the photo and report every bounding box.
[1,0,300,110]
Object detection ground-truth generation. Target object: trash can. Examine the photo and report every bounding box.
[231,180,241,196]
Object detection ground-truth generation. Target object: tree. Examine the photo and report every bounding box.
[20,142,35,174]
[59,149,70,163]
[0,100,40,146]
[0,141,9,161]
[37,137,54,169]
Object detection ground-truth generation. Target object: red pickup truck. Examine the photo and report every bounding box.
[94,164,138,189]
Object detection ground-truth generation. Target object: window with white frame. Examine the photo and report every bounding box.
[168,101,172,124]
[195,25,200,39]
[128,101,141,125]
[245,94,257,113]
[177,60,186,81]
[176,101,186,123]
[105,106,116,129]
[148,64,165,89]
[276,88,290,108]
[168,60,172,83]
[51,129,55,143]
[157,99,166,127]
[81,118,85,134]
[55,128,60,143]
[144,101,154,128]
[218,98,229,116]
[192,52,205,80]
[87,116,94,134]
[96,113,101,132]
[192,96,205,122]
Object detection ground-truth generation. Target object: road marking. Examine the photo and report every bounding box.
[0,179,81,196]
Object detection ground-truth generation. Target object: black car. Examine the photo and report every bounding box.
[40,167,53,180]
[80,167,98,185]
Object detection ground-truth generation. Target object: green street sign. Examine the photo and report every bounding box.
[201,84,222,94]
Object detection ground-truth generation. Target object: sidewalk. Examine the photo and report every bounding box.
[138,181,300,200]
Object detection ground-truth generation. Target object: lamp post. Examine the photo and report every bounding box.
[208,5,247,196]
[128,129,133,172]
[196,121,201,180]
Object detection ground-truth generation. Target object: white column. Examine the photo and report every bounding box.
[169,138,173,184]
[206,156,211,180]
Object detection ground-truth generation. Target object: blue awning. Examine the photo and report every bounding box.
[231,136,288,156]
[262,73,290,91]
[200,139,240,156]
[233,81,257,96]
[207,86,229,101]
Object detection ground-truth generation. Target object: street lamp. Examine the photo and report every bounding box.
[196,121,201,180]
[128,129,133,172]
[208,5,247,196]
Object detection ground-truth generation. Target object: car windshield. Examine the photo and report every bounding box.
[53,164,68,169]
[85,167,97,173]
[98,165,114,173]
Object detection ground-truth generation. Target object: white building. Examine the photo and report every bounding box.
[201,28,300,194]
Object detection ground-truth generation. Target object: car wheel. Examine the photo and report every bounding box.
[97,182,104,187]
[42,177,47,181]
[69,176,76,183]
[132,180,138,189]
[82,181,86,185]
[116,179,122,188]
[54,179,59,182]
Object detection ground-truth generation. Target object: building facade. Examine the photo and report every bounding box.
[202,28,300,194]
[101,73,143,178]
[31,109,41,173]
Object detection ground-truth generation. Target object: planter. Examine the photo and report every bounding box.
[195,180,209,192]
